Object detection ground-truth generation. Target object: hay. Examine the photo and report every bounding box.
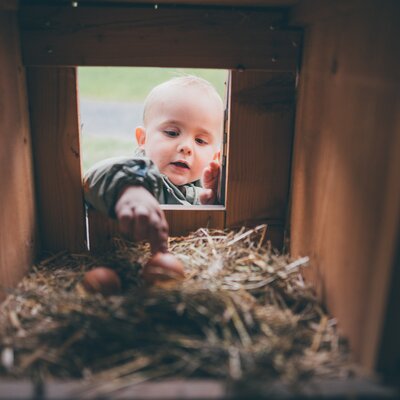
[0,225,355,396]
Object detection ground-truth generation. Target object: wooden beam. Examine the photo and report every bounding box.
[225,70,296,249]
[0,10,37,300]
[19,5,301,70]
[0,376,396,399]
[27,67,87,253]
[58,0,299,6]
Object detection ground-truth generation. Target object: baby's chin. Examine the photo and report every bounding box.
[167,174,200,186]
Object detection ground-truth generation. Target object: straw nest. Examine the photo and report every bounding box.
[0,225,355,396]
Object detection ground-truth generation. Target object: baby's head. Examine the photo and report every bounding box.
[135,75,224,186]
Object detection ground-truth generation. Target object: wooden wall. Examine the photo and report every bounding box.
[290,0,400,375]
[225,70,296,245]
[27,67,87,253]
[0,10,37,300]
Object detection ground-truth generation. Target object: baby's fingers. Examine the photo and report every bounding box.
[150,227,169,254]
[117,205,135,236]
[202,166,212,182]
[148,214,169,253]
[208,160,220,176]
[133,205,151,242]
[202,161,220,187]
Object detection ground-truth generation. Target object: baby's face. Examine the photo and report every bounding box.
[137,85,223,186]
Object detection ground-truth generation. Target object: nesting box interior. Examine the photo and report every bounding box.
[1,0,399,395]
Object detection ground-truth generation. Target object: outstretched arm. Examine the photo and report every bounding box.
[83,156,168,253]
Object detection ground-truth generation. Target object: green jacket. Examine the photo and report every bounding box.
[83,153,203,218]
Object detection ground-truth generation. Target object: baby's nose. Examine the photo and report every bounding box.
[178,143,192,156]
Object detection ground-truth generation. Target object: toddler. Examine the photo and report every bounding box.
[83,75,224,253]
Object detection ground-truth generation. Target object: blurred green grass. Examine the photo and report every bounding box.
[79,67,228,173]
[78,67,228,101]
[81,135,137,173]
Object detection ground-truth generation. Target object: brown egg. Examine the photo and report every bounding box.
[142,252,185,286]
[82,267,121,295]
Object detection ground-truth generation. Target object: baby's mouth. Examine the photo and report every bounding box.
[171,161,190,169]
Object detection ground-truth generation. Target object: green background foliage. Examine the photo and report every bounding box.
[79,67,227,100]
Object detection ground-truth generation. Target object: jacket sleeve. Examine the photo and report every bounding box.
[83,156,163,218]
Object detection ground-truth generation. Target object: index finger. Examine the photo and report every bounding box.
[117,205,134,236]
[147,210,169,253]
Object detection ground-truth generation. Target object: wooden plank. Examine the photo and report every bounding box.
[163,206,225,236]
[45,379,226,399]
[290,0,365,25]
[62,0,299,6]
[225,70,296,249]
[88,209,119,252]
[0,377,397,399]
[26,67,87,253]
[290,1,400,373]
[88,207,225,252]
[0,0,18,11]
[0,11,37,301]
[19,6,301,70]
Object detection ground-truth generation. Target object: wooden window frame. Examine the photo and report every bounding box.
[22,4,301,252]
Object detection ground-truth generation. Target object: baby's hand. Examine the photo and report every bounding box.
[200,160,220,205]
[115,186,169,254]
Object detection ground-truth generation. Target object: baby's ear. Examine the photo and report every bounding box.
[135,126,146,147]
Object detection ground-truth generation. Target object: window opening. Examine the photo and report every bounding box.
[78,67,228,182]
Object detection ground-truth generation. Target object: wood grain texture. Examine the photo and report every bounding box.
[163,206,225,236]
[290,1,400,372]
[87,210,119,253]
[290,0,365,25]
[0,11,37,300]
[27,67,87,252]
[225,71,296,249]
[88,207,225,252]
[19,6,301,70]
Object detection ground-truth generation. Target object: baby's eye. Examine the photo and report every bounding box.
[164,130,179,137]
[195,138,208,145]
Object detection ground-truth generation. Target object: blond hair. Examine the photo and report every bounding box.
[143,75,223,125]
